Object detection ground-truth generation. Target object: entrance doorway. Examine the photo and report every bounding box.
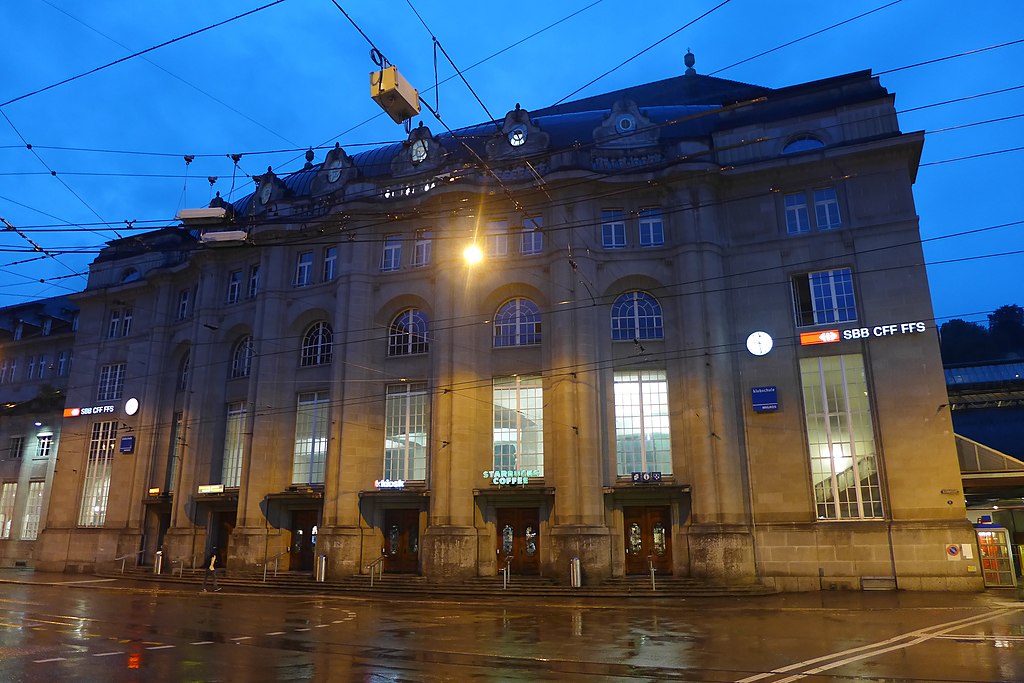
[383,508,420,573]
[210,510,235,563]
[496,507,540,575]
[290,509,319,571]
[623,505,672,575]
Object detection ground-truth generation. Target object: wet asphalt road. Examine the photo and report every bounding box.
[0,573,1022,682]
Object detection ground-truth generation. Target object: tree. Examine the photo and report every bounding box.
[939,319,993,364]
[987,304,1024,358]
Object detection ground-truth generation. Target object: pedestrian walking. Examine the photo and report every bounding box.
[202,546,220,592]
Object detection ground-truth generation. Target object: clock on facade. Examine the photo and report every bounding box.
[258,181,273,205]
[325,158,343,183]
[410,139,428,163]
[746,331,774,356]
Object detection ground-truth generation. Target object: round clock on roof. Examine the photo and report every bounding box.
[325,157,344,183]
[410,139,428,163]
[258,181,273,204]
[746,331,774,356]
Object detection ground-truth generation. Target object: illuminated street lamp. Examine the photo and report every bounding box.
[463,244,482,265]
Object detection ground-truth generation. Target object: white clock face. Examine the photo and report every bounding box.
[326,159,342,183]
[746,331,774,356]
[259,182,272,204]
[410,140,428,163]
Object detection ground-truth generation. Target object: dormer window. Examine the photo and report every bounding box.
[121,268,140,283]
[508,125,527,147]
[782,135,825,154]
[615,114,636,134]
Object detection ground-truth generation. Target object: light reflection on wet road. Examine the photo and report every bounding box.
[0,580,1021,682]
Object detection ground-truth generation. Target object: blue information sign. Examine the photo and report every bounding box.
[751,386,778,412]
[119,435,136,454]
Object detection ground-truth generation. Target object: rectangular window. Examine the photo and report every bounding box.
[638,208,665,247]
[381,234,402,271]
[800,355,883,520]
[0,360,7,384]
[492,375,544,475]
[43,319,52,336]
[384,383,428,481]
[295,252,313,287]
[37,354,47,379]
[601,210,626,248]
[520,216,543,255]
[121,307,133,336]
[8,358,16,382]
[222,402,247,488]
[8,436,24,460]
[57,350,70,377]
[0,482,16,539]
[248,264,260,298]
[78,421,117,527]
[97,363,126,401]
[36,435,52,460]
[614,370,672,476]
[813,187,841,229]
[226,270,242,303]
[177,288,191,320]
[107,309,121,338]
[293,392,329,485]
[21,481,44,540]
[412,229,432,267]
[323,246,337,281]
[784,193,810,234]
[166,412,183,493]
[14,323,23,341]
[486,220,509,257]
[792,268,857,326]
[26,356,35,380]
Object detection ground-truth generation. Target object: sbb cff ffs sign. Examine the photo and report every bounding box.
[800,321,926,346]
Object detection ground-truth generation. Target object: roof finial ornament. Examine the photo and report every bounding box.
[304,148,315,169]
[684,49,696,76]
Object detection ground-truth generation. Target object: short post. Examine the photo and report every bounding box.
[648,557,656,591]
[153,550,163,575]
[570,556,581,588]
[315,555,327,582]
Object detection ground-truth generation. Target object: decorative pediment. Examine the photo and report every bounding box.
[592,100,660,149]
[391,122,446,177]
[252,166,288,213]
[486,104,549,160]
[312,143,356,195]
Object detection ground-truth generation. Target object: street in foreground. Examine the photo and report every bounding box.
[0,574,1022,682]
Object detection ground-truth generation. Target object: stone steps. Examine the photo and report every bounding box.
[98,566,776,598]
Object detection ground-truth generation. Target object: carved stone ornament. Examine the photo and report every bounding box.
[391,122,446,177]
[312,143,355,195]
[486,104,549,160]
[592,99,660,150]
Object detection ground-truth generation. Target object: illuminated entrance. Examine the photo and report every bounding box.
[623,505,672,575]
[383,508,419,573]
[496,507,540,575]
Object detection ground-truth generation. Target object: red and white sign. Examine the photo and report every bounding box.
[800,329,840,346]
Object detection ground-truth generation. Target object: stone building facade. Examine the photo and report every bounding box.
[31,62,982,591]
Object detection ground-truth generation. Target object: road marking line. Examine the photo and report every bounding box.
[33,658,66,663]
[230,636,251,641]
[191,641,214,645]
[316,624,329,628]
[94,651,123,657]
[294,627,310,632]
[266,631,286,635]
[147,645,176,650]
[740,608,1022,683]
[53,579,116,585]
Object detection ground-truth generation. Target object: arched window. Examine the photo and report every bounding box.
[782,135,825,155]
[388,309,428,356]
[120,268,140,283]
[611,291,663,341]
[178,351,190,391]
[301,322,333,366]
[230,336,254,378]
[494,298,541,347]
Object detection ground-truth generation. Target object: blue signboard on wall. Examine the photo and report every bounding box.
[751,386,778,412]
[119,435,136,454]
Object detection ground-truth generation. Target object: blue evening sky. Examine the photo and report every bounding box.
[1,0,1021,324]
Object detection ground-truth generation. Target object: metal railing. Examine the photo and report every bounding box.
[648,556,657,591]
[367,555,386,587]
[112,550,146,574]
[498,555,512,590]
[261,549,290,582]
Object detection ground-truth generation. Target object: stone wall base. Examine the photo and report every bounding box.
[420,525,478,582]
[546,525,612,585]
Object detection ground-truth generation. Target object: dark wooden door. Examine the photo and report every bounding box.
[290,509,319,571]
[623,506,672,575]
[383,508,420,573]
[212,510,235,566]
[496,508,540,575]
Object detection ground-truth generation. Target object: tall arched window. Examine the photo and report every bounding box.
[494,298,541,347]
[300,322,333,366]
[611,291,663,341]
[782,135,824,155]
[388,309,428,356]
[230,336,254,378]
[178,350,190,391]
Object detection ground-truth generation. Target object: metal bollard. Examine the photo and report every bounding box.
[569,556,581,588]
[154,550,163,575]
[315,554,327,582]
